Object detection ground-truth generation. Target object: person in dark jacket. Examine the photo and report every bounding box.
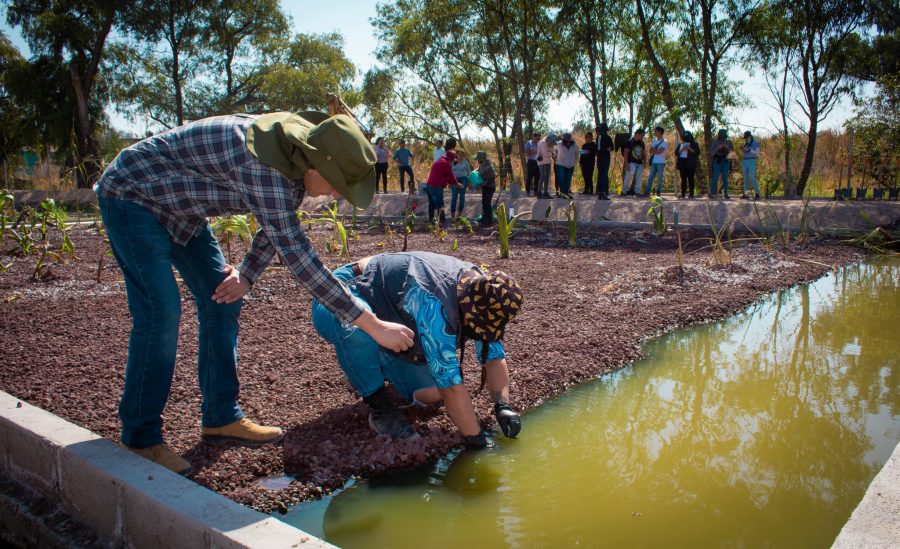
[311,252,525,447]
[676,131,701,199]
[476,151,497,226]
[596,123,614,200]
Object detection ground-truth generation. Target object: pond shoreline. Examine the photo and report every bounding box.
[0,224,864,513]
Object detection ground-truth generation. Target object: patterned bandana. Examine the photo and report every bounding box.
[456,271,524,341]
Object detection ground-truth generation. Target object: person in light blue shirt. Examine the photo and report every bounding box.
[311,252,524,448]
[392,139,414,193]
[740,131,761,200]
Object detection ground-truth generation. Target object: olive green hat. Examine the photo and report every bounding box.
[246,112,376,208]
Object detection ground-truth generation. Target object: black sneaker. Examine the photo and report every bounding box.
[754,193,761,200]
[364,388,420,440]
[724,193,730,199]
[741,194,749,200]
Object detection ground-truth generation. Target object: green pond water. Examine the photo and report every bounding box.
[281,259,900,548]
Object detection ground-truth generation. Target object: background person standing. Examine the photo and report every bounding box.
[676,131,701,198]
[709,129,735,198]
[596,123,614,200]
[537,133,557,199]
[555,133,579,199]
[393,139,414,193]
[476,151,497,226]
[373,137,391,193]
[451,150,472,219]
[741,131,761,200]
[524,133,540,196]
[622,128,646,196]
[645,126,667,196]
[580,132,597,194]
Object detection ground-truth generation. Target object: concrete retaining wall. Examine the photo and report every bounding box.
[0,391,333,549]
[832,441,900,548]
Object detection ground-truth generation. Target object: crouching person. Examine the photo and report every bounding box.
[312,252,524,448]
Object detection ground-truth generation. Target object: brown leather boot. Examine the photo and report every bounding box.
[201,418,283,446]
[120,443,191,475]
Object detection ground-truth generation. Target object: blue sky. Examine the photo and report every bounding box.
[2,0,860,138]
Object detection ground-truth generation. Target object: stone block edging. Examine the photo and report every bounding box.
[832,441,900,548]
[0,390,333,549]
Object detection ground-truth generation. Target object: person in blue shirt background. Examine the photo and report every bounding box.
[393,139,415,193]
[311,252,524,448]
[740,131,761,200]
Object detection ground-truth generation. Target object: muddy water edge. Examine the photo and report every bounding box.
[280,259,900,548]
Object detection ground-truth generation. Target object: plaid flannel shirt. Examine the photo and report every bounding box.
[95,114,365,324]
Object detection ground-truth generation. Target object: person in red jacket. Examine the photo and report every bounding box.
[426,137,460,226]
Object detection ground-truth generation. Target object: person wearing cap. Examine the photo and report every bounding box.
[740,131,761,200]
[645,126,668,196]
[555,133,579,199]
[622,128,647,196]
[537,133,558,199]
[94,112,416,474]
[676,131,701,199]
[596,123,614,200]
[392,138,415,194]
[710,129,735,198]
[475,151,497,226]
[524,132,541,196]
[311,252,524,446]
[373,137,391,194]
[426,138,460,226]
[579,132,598,195]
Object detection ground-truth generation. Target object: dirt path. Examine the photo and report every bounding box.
[0,222,862,513]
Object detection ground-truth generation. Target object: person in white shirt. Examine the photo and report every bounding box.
[644,126,668,196]
[554,133,580,198]
[433,139,445,163]
[536,133,558,199]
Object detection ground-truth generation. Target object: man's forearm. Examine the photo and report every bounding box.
[440,384,481,436]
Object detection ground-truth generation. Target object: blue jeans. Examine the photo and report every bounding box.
[98,198,243,448]
[425,186,445,222]
[311,266,436,401]
[451,177,469,215]
[646,163,665,194]
[742,159,759,194]
[710,161,731,195]
[555,165,574,195]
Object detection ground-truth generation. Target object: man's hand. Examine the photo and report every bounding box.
[495,402,521,438]
[353,310,414,353]
[212,264,250,304]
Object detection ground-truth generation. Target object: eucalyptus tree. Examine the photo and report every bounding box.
[555,0,628,129]
[782,0,864,196]
[6,0,125,187]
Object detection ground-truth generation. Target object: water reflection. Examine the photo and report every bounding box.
[283,260,900,549]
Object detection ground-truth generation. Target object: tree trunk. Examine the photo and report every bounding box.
[69,65,100,188]
[796,117,817,198]
[635,0,685,136]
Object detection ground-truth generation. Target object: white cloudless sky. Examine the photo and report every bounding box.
[2,0,862,138]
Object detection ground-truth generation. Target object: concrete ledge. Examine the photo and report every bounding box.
[832,441,900,548]
[0,391,334,548]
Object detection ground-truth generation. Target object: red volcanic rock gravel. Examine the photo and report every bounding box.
[0,221,862,512]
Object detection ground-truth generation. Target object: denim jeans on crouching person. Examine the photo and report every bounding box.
[645,163,665,194]
[710,161,731,196]
[98,197,243,449]
[451,177,469,216]
[311,266,436,402]
[742,159,760,195]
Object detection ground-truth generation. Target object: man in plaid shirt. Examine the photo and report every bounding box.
[96,112,414,474]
